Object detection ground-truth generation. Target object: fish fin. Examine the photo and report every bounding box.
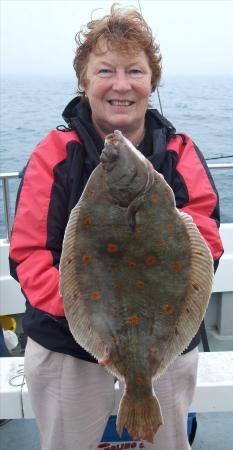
[116,391,163,443]
[60,204,105,358]
[156,210,214,378]
[60,201,123,380]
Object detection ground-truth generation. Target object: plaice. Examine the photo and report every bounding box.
[59,130,213,442]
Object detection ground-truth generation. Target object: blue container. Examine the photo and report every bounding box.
[100,413,197,443]
[101,416,132,442]
[187,412,196,436]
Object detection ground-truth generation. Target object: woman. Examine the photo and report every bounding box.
[9,5,223,450]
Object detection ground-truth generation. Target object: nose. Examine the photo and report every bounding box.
[112,70,131,92]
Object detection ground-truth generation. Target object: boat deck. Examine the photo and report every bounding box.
[1,412,233,450]
[1,329,233,450]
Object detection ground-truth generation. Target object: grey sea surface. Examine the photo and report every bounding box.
[0,74,233,237]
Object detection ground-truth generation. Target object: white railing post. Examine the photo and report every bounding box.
[0,172,19,242]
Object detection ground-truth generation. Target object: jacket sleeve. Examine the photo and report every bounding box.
[169,134,224,270]
[9,130,77,316]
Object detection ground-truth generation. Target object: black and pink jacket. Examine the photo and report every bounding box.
[9,97,224,361]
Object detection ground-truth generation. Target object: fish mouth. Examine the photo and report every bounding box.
[100,145,119,171]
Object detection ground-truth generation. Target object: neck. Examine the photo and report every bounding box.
[124,128,145,147]
[93,120,145,146]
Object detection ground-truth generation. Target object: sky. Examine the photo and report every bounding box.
[1,0,233,77]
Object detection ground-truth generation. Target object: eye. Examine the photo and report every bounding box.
[98,68,113,77]
[128,68,144,77]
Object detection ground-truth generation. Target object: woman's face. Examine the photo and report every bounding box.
[84,42,152,141]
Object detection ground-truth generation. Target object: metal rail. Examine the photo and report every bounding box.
[1,164,233,242]
[207,163,233,169]
[1,173,20,242]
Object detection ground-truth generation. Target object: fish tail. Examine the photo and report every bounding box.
[116,392,163,443]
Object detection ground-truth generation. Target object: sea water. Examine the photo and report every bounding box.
[0,74,233,237]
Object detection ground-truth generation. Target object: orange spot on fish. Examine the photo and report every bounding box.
[195,251,205,256]
[155,236,164,247]
[83,217,93,229]
[127,314,140,325]
[107,243,118,253]
[145,256,157,266]
[66,257,72,265]
[162,304,174,314]
[164,186,171,195]
[136,281,145,289]
[90,291,102,301]
[150,193,160,203]
[82,255,92,264]
[111,335,118,344]
[135,377,145,385]
[170,261,182,272]
[135,226,143,235]
[166,223,174,233]
[127,260,137,268]
[111,266,118,273]
[112,283,121,289]
[149,346,160,358]
[87,190,95,198]
[192,283,200,291]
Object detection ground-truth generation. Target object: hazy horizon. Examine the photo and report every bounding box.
[1,0,233,78]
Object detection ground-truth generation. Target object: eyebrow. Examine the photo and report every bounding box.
[95,60,146,68]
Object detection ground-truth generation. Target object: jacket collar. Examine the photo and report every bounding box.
[62,96,176,171]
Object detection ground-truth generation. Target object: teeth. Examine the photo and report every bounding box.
[109,100,133,106]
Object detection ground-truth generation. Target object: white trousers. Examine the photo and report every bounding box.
[24,337,198,450]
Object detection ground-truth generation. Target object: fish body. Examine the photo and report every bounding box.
[59,130,213,442]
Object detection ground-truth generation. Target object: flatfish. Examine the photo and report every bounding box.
[59,130,213,442]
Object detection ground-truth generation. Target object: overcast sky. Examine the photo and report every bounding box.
[1,0,233,77]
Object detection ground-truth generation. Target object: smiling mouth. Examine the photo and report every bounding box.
[108,100,135,106]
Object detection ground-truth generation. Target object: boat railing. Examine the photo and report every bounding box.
[1,164,233,242]
[1,172,20,242]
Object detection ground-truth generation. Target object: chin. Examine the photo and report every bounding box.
[107,118,134,131]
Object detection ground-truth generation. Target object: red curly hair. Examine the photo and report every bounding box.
[73,3,162,95]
